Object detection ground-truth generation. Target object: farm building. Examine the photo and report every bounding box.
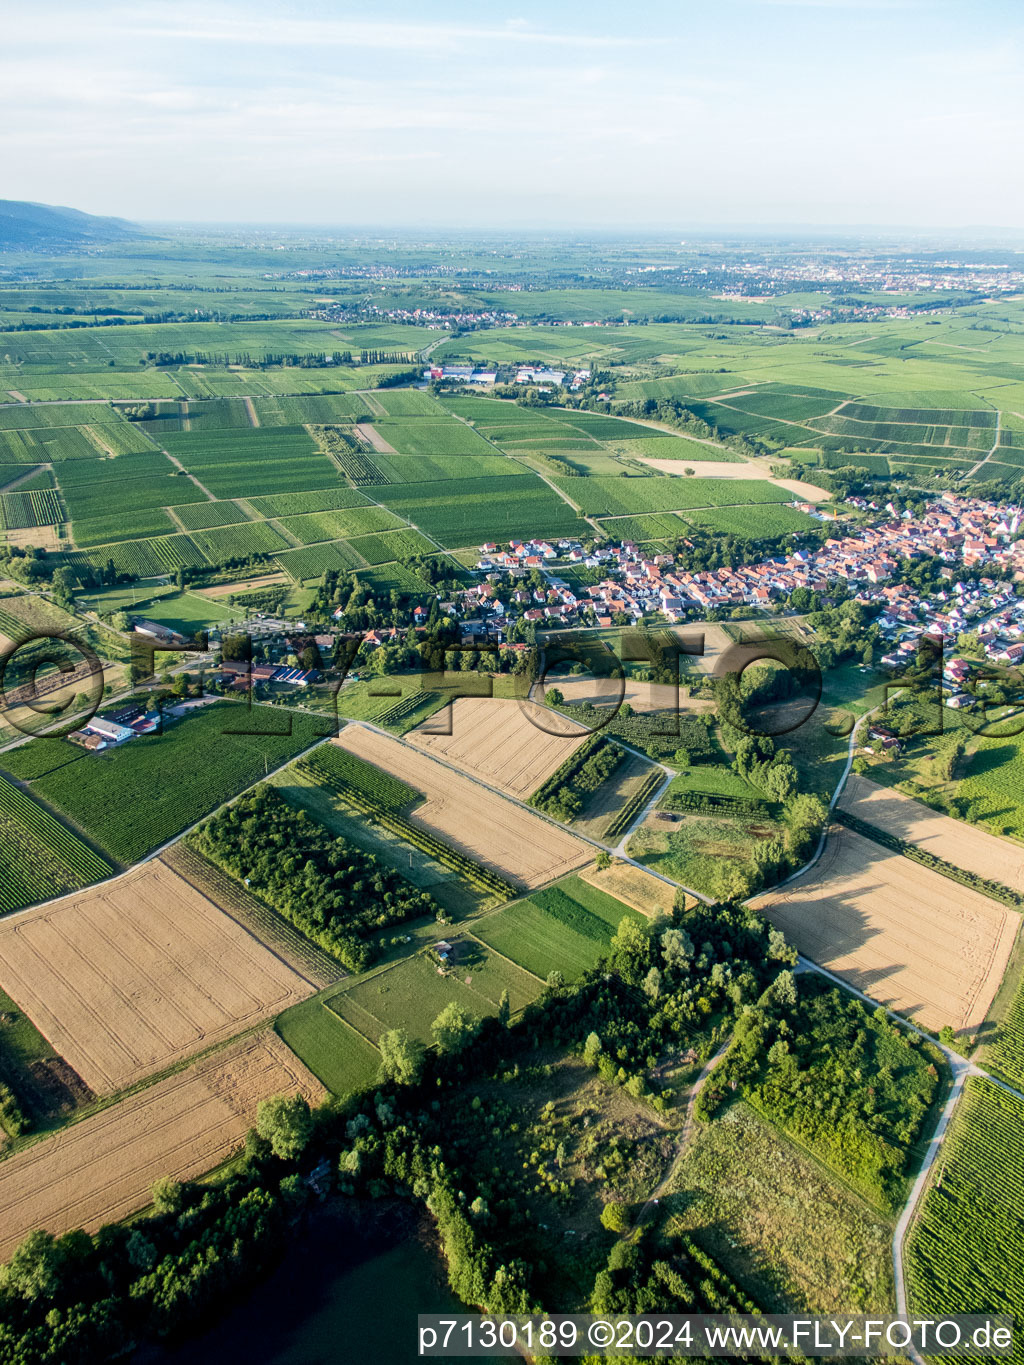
[84,717,136,745]
[132,619,186,643]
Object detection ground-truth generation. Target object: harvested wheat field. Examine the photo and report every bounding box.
[580,860,690,916]
[0,1031,323,1260]
[545,675,715,718]
[750,825,1019,1034]
[333,724,591,889]
[0,858,316,1094]
[409,697,585,798]
[839,773,1024,892]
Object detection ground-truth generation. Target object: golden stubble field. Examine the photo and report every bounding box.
[0,858,316,1094]
[333,724,592,889]
[579,860,684,916]
[408,697,585,799]
[750,825,1019,1034]
[0,1031,324,1261]
[839,773,1024,892]
[544,675,715,718]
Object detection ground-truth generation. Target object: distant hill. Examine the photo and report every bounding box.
[0,199,140,249]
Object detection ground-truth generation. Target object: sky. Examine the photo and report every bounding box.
[3,0,1022,230]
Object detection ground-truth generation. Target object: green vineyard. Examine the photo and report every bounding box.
[300,746,422,812]
[0,774,112,912]
[906,1079,1024,1344]
[0,489,63,531]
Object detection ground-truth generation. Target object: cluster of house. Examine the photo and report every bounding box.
[875,588,1024,709]
[454,493,1024,638]
[579,493,1024,625]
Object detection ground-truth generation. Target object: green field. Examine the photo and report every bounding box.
[472,876,640,981]
[124,589,236,635]
[329,942,541,1046]
[275,996,383,1097]
[365,474,589,547]
[552,475,793,516]
[680,503,821,537]
[665,1101,894,1313]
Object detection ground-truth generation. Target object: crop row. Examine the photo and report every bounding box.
[906,1080,1024,1330]
[835,810,1023,907]
[985,977,1024,1090]
[169,499,250,531]
[277,505,402,544]
[603,769,665,841]
[276,540,364,581]
[840,402,997,428]
[0,488,63,530]
[300,746,421,812]
[374,691,441,728]
[86,533,206,578]
[0,774,112,912]
[553,475,793,517]
[308,766,515,899]
[190,520,289,562]
[680,503,819,539]
[247,487,370,518]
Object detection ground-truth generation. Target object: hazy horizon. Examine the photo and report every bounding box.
[5,0,1022,231]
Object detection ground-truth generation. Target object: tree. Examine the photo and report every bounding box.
[767,927,796,965]
[1,1230,64,1302]
[643,966,662,1000]
[583,1031,603,1067]
[151,1176,186,1214]
[610,915,650,985]
[661,926,693,969]
[771,970,798,1008]
[939,1024,957,1047]
[256,1093,313,1161]
[595,850,612,871]
[378,1028,423,1084]
[432,1003,478,1055]
[545,687,564,707]
[497,988,511,1028]
[600,1201,628,1233]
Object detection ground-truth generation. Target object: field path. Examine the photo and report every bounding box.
[359,422,396,453]
[0,463,50,493]
[629,1037,732,1236]
[243,395,259,427]
[162,449,216,502]
[966,408,1003,478]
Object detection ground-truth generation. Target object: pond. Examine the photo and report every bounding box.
[149,1200,463,1365]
